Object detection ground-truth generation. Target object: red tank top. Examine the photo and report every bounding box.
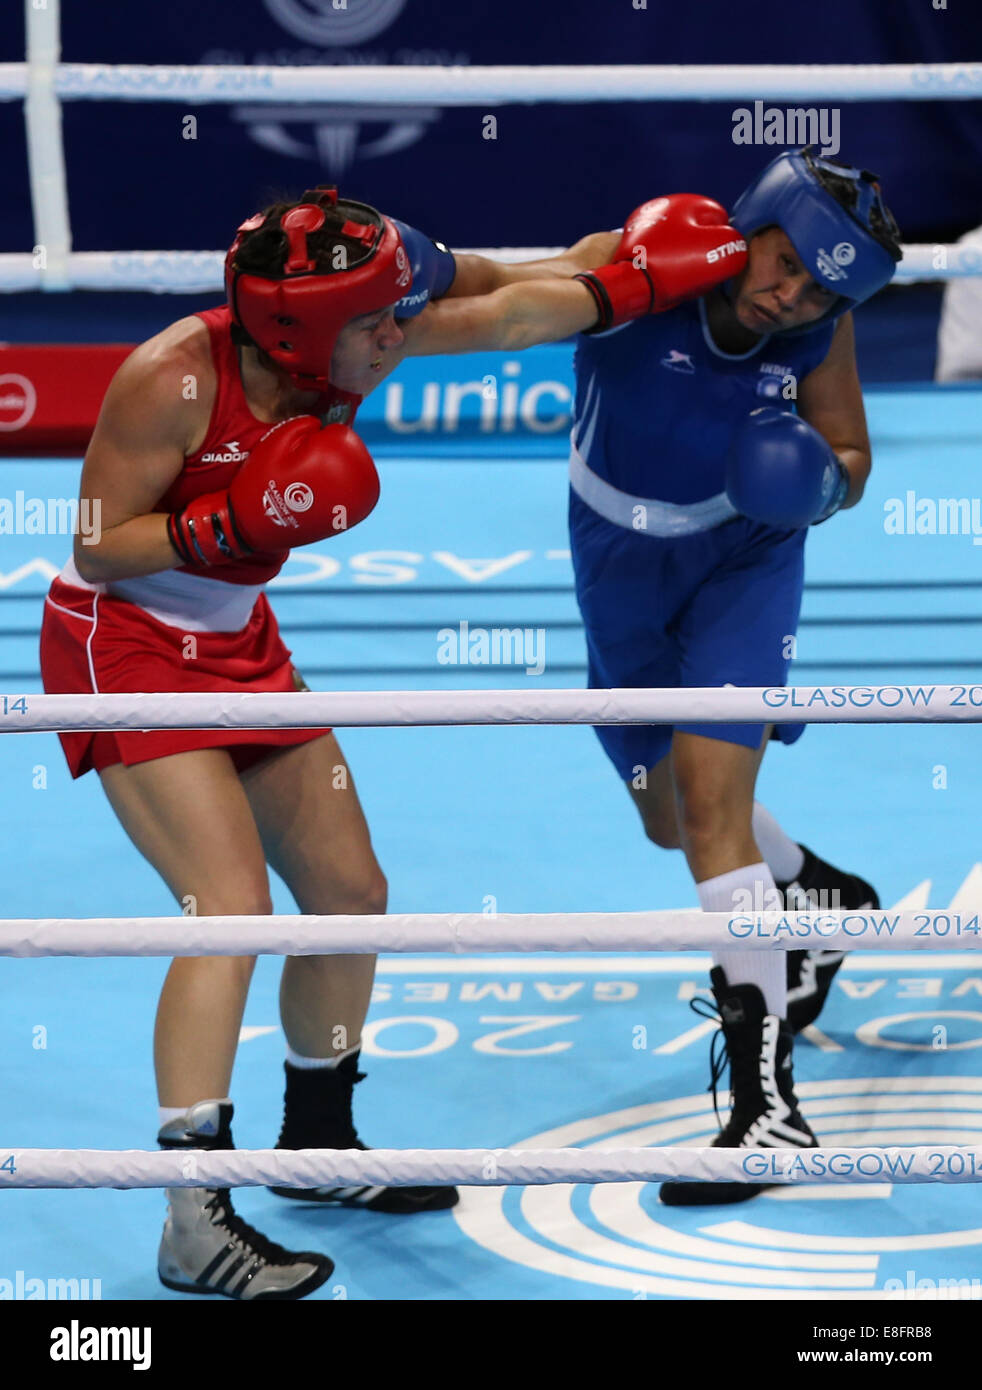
[155,306,362,585]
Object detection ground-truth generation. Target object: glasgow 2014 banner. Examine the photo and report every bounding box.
[1,0,981,256]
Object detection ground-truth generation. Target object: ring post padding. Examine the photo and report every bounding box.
[23,0,71,291]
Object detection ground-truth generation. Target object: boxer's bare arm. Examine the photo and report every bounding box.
[74,320,212,582]
[445,232,620,298]
[400,276,600,357]
[796,315,871,508]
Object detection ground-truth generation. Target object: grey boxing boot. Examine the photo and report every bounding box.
[157,1099,334,1299]
[659,968,818,1206]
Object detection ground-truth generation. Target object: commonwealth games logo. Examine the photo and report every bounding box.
[454,1077,982,1298]
[284,482,314,512]
[262,0,408,45]
[244,0,437,175]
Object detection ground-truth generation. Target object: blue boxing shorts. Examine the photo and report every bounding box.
[569,489,806,780]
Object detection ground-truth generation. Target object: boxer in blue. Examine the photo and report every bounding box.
[568,148,902,1203]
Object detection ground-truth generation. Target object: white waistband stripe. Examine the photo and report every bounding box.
[58,557,263,633]
[569,446,738,536]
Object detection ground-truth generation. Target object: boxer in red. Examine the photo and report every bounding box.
[40,186,742,1298]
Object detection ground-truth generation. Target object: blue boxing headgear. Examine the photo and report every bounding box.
[729,146,902,334]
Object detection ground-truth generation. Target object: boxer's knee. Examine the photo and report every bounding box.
[674,772,756,865]
[324,864,388,918]
[676,794,733,855]
[671,735,758,848]
[627,762,682,849]
[355,866,388,918]
[639,802,683,849]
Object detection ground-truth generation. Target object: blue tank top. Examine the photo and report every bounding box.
[571,297,835,505]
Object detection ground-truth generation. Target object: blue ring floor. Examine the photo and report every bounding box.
[2,386,982,1300]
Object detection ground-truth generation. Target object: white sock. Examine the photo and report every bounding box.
[698,862,787,1017]
[751,802,805,883]
[285,1041,361,1070]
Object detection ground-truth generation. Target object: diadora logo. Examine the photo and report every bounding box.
[706,238,746,263]
[660,349,696,375]
[201,440,248,463]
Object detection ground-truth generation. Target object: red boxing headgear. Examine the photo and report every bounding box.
[225,186,412,391]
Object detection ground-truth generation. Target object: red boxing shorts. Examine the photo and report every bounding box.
[40,575,331,778]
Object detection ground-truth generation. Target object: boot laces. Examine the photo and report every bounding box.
[203,1188,305,1267]
[689,995,729,1128]
[689,994,765,1136]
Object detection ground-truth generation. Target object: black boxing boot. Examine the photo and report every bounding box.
[780,844,879,1033]
[269,1052,458,1213]
[659,968,817,1206]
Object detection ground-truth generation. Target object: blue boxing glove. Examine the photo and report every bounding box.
[725,407,849,529]
[389,217,456,318]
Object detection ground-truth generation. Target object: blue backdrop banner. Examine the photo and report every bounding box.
[2,0,981,255]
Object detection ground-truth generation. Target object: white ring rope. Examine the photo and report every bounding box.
[0,685,975,733]
[3,1144,980,1190]
[23,0,70,291]
[0,243,970,294]
[1,62,980,103]
[0,910,976,958]
[12,9,978,295]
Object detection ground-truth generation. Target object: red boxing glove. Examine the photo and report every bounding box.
[575,194,748,333]
[167,416,380,566]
